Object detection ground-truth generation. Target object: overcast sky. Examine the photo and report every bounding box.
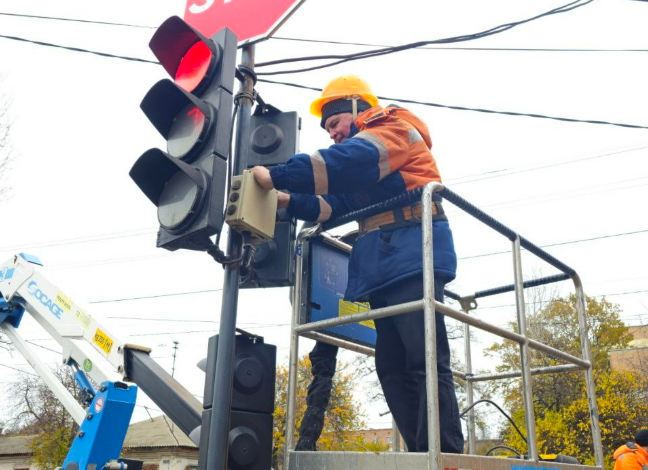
[0,0,647,433]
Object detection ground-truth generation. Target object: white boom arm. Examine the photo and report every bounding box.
[0,254,143,387]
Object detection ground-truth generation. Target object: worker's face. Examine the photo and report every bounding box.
[325,113,354,144]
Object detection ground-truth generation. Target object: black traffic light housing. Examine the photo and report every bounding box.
[198,334,276,470]
[130,17,237,252]
[240,105,300,288]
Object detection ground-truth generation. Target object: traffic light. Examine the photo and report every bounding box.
[198,334,276,470]
[130,16,237,251]
[240,105,300,288]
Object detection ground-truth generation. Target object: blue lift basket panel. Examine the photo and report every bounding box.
[307,237,377,348]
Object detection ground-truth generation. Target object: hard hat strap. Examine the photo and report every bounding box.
[349,94,360,119]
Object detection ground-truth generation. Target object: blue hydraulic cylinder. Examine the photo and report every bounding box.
[62,381,137,470]
[0,299,25,328]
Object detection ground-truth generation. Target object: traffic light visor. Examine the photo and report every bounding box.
[149,16,220,95]
[129,148,208,232]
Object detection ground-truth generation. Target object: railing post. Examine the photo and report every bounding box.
[460,297,477,454]
[512,236,538,461]
[283,239,305,470]
[573,275,604,467]
[422,183,442,470]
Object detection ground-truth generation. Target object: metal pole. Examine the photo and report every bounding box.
[460,301,477,454]
[206,44,256,470]
[422,183,441,470]
[573,275,604,466]
[392,418,402,452]
[512,236,538,461]
[284,237,305,470]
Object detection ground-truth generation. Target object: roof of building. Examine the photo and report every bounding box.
[122,415,196,449]
[0,435,36,455]
[0,415,195,456]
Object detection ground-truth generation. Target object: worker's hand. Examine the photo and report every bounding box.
[277,191,290,210]
[251,166,274,190]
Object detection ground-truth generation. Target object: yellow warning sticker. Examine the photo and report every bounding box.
[55,292,73,313]
[93,328,114,354]
[338,300,375,329]
[75,308,92,330]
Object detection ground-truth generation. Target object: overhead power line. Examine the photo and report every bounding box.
[0,11,156,28]
[459,228,648,261]
[2,10,643,54]
[255,0,595,74]
[89,288,223,304]
[0,33,158,64]
[258,78,648,130]
[2,33,647,131]
[271,36,648,53]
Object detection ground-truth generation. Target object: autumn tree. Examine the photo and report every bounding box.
[273,355,367,469]
[487,294,636,462]
[5,366,84,470]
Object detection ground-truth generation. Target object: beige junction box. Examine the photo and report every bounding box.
[225,169,278,242]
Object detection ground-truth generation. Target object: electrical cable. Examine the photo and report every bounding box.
[460,398,527,444]
[1,34,646,130]
[255,0,595,73]
[88,288,223,304]
[486,445,523,457]
[271,36,648,53]
[0,11,156,28]
[258,78,648,130]
[0,33,158,64]
[459,228,648,261]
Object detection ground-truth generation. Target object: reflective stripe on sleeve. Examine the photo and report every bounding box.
[310,151,329,194]
[316,196,333,222]
[355,131,390,181]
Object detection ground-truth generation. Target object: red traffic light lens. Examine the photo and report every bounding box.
[167,104,208,160]
[175,41,213,93]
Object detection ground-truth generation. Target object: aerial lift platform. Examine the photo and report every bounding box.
[283,182,603,470]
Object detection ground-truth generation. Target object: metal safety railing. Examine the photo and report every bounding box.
[283,182,604,470]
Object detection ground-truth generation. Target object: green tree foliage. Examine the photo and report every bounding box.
[487,294,639,463]
[273,355,366,468]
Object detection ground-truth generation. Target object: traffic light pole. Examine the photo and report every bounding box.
[206,44,256,470]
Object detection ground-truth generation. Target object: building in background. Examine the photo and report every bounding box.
[0,435,33,470]
[610,325,648,373]
[0,415,197,470]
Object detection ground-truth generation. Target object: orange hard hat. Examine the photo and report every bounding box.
[310,75,379,117]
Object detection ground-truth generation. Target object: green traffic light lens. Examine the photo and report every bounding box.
[167,103,207,160]
[157,171,200,230]
[175,41,213,94]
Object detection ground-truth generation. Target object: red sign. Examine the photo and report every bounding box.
[184,0,306,43]
[94,397,104,414]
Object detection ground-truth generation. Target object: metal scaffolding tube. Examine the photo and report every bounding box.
[283,232,308,470]
[512,237,538,461]
[294,300,424,334]
[422,184,442,470]
[573,275,604,467]
[468,364,582,382]
[434,302,590,369]
[462,309,477,454]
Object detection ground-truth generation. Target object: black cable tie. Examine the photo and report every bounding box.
[237,65,257,85]
[234,90,256,106]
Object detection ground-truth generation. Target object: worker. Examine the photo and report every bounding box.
[613,430,648,470]
[252,75,463,453]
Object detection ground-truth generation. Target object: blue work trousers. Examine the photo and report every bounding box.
[370,275,464,453]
